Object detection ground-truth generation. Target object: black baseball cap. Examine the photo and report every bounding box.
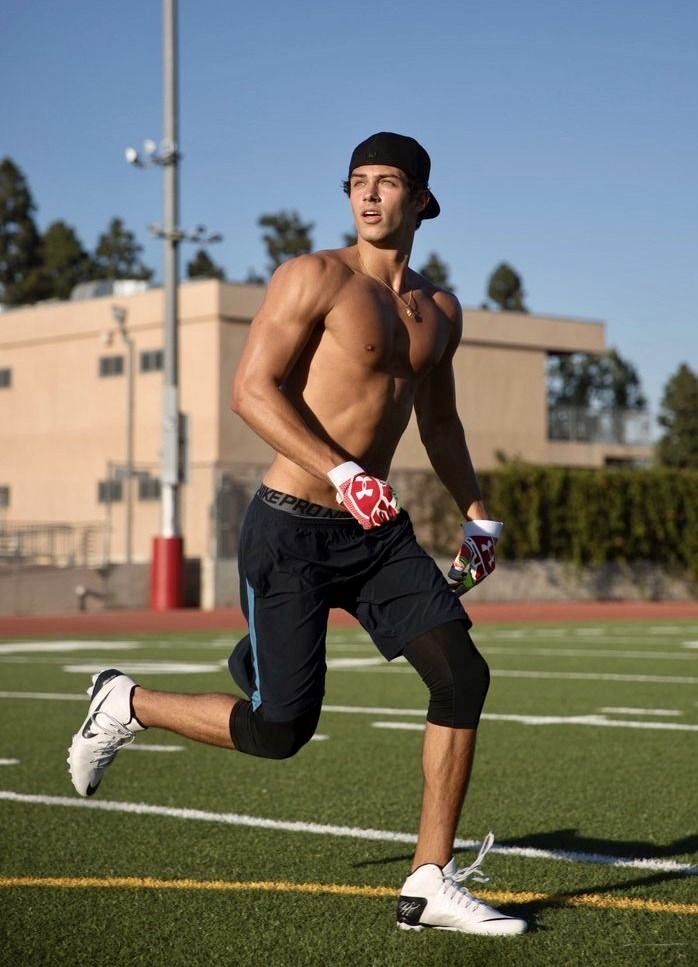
[348,132,440,220]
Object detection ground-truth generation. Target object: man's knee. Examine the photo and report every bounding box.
[403,619,490,729]
[229,701,321,760]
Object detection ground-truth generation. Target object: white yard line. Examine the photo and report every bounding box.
[492,669,698,685]
[63,662,223,675]
[0,642,137,654]
[0,790,694,875]
[325,664,698,684]
[479,647,697,660]
[123,744,184,753]
[599,707,680,716]
[372,714,698,732]
[0,691,86,701]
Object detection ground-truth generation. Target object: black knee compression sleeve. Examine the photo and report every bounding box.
[229,702,321,760]
[403,619,490,728]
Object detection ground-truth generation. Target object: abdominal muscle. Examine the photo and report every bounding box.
[262,333,417,508]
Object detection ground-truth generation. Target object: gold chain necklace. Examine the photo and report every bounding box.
[357,255,421,321]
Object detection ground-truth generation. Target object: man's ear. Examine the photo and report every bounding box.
[415,189,431,216]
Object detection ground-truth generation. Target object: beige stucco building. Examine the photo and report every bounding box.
[0,279,651,587]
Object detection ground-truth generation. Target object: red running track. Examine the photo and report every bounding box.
[1,600,697,638]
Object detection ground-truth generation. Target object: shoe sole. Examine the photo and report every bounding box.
[397,920,526,936]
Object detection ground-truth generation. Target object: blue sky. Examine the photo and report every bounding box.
[2,0,696,420]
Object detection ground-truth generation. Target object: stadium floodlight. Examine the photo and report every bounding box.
[147,222,223,246]
[124,138,177,169]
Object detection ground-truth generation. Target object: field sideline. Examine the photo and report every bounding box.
[1,604,696,965]
[1,597,697,638]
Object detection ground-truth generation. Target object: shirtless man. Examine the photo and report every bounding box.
[68,133,526,936]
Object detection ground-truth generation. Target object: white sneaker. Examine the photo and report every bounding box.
[67,668,145,797]
[397,833,527,936]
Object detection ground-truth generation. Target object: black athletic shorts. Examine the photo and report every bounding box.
[230,486,469,722]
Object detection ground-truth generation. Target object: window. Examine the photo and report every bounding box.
[97,480,122,503]
[0,486,9,508]
[99,355,124,378]
[138,476,161,501]
[140,349,164,372]
[0,368,11,389]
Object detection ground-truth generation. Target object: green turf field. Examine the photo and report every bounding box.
[1,619,696,966]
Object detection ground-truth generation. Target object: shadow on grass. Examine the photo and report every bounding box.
[350,829,698,872]
[507,867,694,924]
[496,829,698,863]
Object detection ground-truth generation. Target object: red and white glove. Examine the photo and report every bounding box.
[328,461,400,530]
[448,519,503,595]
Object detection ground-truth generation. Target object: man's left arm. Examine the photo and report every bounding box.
[414,294,485,519]
[414,293,500,591]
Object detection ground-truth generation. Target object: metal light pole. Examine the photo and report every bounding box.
[111,306,135,564]
[150,0,184,609]
[125,0,222,609]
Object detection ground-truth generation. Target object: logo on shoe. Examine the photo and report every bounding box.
[397,896,427,924]
[81,719,100,739]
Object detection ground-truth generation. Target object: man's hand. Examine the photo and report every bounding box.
[328,461,400,530]
[448,520,503,596]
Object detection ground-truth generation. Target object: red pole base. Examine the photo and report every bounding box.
[150,536,185,610]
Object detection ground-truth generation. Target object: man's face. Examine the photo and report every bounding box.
[349,165,425,241]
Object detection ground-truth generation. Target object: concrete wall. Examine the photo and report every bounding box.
[0,560,201,615]
[1,555,691,616]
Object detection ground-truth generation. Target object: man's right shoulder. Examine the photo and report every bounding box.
[268,250,353,309]
[262,250,353,320]
[271,249,352,285]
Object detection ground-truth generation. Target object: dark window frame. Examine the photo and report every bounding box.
[140,349,164,373]
[97,480,123,503]
[138,476,162,501]
[99,355,125,378]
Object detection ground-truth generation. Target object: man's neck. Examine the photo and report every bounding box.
[356,240,414,291]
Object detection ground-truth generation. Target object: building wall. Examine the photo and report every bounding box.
[1,280,650,569]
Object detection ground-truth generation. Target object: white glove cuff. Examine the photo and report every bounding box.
[464,519,504,540]
[327,461,364,489]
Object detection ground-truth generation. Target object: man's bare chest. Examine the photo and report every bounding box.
[326,288,451,378]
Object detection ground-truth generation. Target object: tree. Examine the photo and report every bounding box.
[244,268,266,285]
[39,220,97,299]
[656,363,698,468]
[93,217,154,280]
[548,349,646,411]
[487,262,527,312]
[0,157,44,305]
[258,210,314,276]
[418,252,454,291]
[342,231,358,247]
[186,248,226,281]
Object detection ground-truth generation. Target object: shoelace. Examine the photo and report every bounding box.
[89,711,136,766]
[441,832,496,912]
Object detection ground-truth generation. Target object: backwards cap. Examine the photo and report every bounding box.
[348,132,440,219]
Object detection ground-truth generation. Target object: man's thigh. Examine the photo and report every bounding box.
[237,497,331,722]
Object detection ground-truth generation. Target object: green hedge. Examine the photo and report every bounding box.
[406,466,698,577]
